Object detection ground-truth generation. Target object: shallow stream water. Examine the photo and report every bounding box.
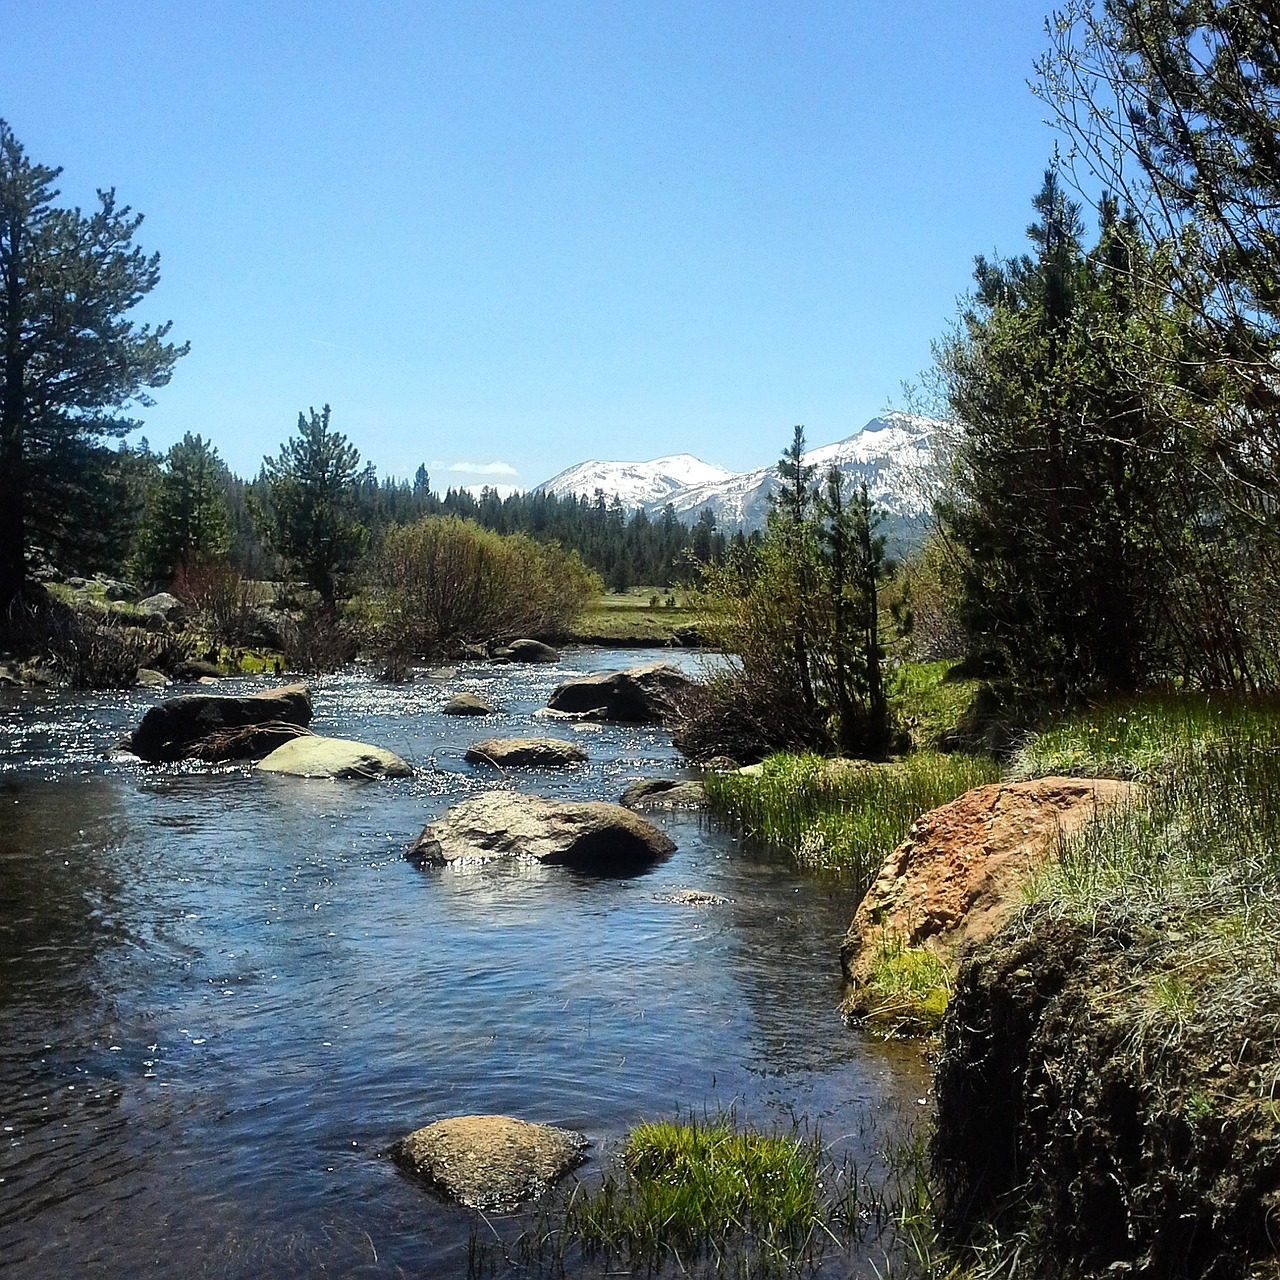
[0,648,927,1277]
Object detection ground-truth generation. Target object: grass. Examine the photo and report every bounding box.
[852,934,953,1036]
[1010,689,1280,780]
[469,1114,881,1278]
[890,660,982,751]
[705,751,1001,897]
[569,586,699,644]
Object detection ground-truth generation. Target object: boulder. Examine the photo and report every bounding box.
[506,638,561,663]
[238,606,287,650]
[441,692,494,716]
[464,737,587,768]
[840,777,1133,1010]
[126,683,313,763]
[620,778,707,810]
[545,662,698,724]
[394,1115,587,1210]
[407,791,675,873]
[256,735,412,779]
[175,659,223,681]
[137,592,186,625]
[135,667,171,688]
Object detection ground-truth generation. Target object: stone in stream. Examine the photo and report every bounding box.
[441,692,495,716]
[545,662,698,724]
[407,791,675,873]
[464,737,587,768]
[256,735,412,779]
[620,778,707,811]
[126,683,313,763]
[135,667,171,688]
[394,1115,587,1210]
[506,638,561,663]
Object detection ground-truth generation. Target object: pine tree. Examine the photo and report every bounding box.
[0,119,186,607]
[131,433,231,584]
[262,405,366,603]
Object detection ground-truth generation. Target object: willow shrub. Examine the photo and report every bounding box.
[360,515,600,673]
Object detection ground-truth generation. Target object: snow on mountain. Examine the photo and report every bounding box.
[537,454,733,512]
[536,414,944,550]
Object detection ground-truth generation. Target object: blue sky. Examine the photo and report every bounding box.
[5,1,1056,490]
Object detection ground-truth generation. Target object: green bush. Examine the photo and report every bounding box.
[361,515,600,671]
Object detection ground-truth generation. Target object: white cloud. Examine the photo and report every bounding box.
[448,460,519,477]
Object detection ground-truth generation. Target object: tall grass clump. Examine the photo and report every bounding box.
[479,1114,883,1278]
[1029,726,1280,937]
[706,752,1000,896]
[1011,689,1280,780]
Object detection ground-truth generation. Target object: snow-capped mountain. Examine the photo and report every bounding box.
[538,454,733,512]
[537,414,944,551]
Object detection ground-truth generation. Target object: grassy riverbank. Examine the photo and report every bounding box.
[700,685,1280,1277]
[918,695,1280,1278]
[565,587,698,645]
[705,751,999,896]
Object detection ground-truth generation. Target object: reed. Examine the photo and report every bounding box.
[705,752,1000,896]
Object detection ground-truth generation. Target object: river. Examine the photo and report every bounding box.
[0,648,927,1277]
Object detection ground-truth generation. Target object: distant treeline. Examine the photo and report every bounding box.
[33,438,734,592]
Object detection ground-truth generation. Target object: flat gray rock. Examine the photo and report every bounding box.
[256,735,412,779]
[394,1115,587,1210]
[408,791,675,873]
[465,737,587,768]
[442,693,494,716]
[621,778,707,810]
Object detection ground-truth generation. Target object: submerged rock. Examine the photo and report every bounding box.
[126,683,313,763]
[464,737,587,768]
[506,639,561,663]
[654,888,729,906]
[545,662,698,724]
[620,778,707,810]
[407,791,675,873]
[394,1115,587,1210]
[256,735,412,779]
[441,692,494,716]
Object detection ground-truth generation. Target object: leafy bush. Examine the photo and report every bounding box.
[361,515,599,670]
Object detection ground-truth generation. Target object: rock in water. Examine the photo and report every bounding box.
[441,692,495,716]
[546,662,697,723]
[256,735,412,779]
[464,737,587,768]
[620,778,707,810]
[407,791,675,873]
[394,1115,587,1209]
[506,639,561,663]
[127,683,313,763]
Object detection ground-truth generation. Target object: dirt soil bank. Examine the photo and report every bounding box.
[932,911,1280,1279]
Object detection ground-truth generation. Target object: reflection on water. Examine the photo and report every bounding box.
[0,652,928,1277]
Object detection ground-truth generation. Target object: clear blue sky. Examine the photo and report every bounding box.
[5,1,1058,490]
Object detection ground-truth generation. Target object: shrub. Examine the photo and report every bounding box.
[361,516,599,669]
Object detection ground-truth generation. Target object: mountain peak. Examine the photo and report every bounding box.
[536,415,946,552]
